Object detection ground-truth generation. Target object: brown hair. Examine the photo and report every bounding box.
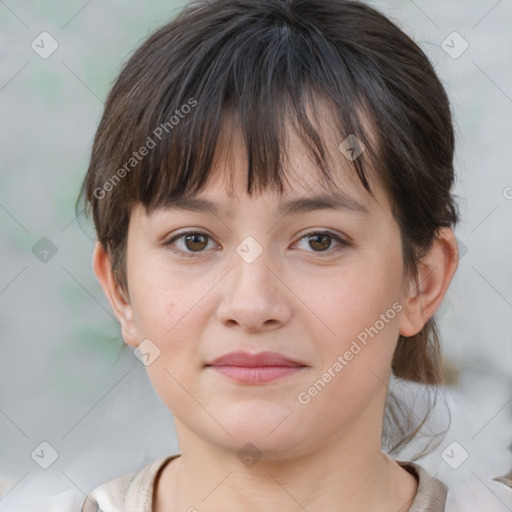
[77,0,459,456]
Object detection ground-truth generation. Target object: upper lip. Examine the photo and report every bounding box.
[206,351,307,367]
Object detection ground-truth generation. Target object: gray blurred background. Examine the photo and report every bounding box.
[0,0,511,509]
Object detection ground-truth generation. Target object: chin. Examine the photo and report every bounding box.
[221,408,305,450]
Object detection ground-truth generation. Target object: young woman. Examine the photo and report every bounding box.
[78,0,461,510]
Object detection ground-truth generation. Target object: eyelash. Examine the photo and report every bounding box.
[164,230,348,258]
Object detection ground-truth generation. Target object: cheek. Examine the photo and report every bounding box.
[129,256,202,338]
[292,254,404,404]
[295,258,402,339]
[295,275,401,426]
[127,263,208,404]
[296,355,388,437]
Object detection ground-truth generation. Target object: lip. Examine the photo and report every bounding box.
[205,351,308,384]
[206,350,307,368]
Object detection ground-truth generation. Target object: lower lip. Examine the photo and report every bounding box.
[208,365,306,384]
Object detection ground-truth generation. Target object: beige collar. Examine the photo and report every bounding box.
[82,454,448,512]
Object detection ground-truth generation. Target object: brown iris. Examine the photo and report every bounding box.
[308,234,332,252]
[184,233,208,252]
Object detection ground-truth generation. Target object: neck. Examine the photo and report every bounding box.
[156,420,417,512]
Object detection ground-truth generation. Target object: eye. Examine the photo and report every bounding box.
[294,230,347,255]
[165,231,216,256]
[164,229,348,257]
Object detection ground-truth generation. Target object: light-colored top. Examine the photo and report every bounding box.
[80,454,448,512]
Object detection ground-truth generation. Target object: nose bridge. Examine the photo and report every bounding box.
[217,234,291,330]
[232,234,278,298]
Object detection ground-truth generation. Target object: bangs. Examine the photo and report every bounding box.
[107,13,379,216]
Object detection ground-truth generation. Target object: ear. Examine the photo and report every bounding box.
[399,227,459,337]
[92,241,140,348]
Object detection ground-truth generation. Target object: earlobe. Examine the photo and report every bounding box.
[92,241,139,347]
[398,228,459,337]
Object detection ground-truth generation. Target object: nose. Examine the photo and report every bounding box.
[216,244,293,333]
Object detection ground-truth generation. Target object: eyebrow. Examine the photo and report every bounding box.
[159,191,369,216]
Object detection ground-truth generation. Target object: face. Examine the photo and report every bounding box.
[108,116,417,460]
